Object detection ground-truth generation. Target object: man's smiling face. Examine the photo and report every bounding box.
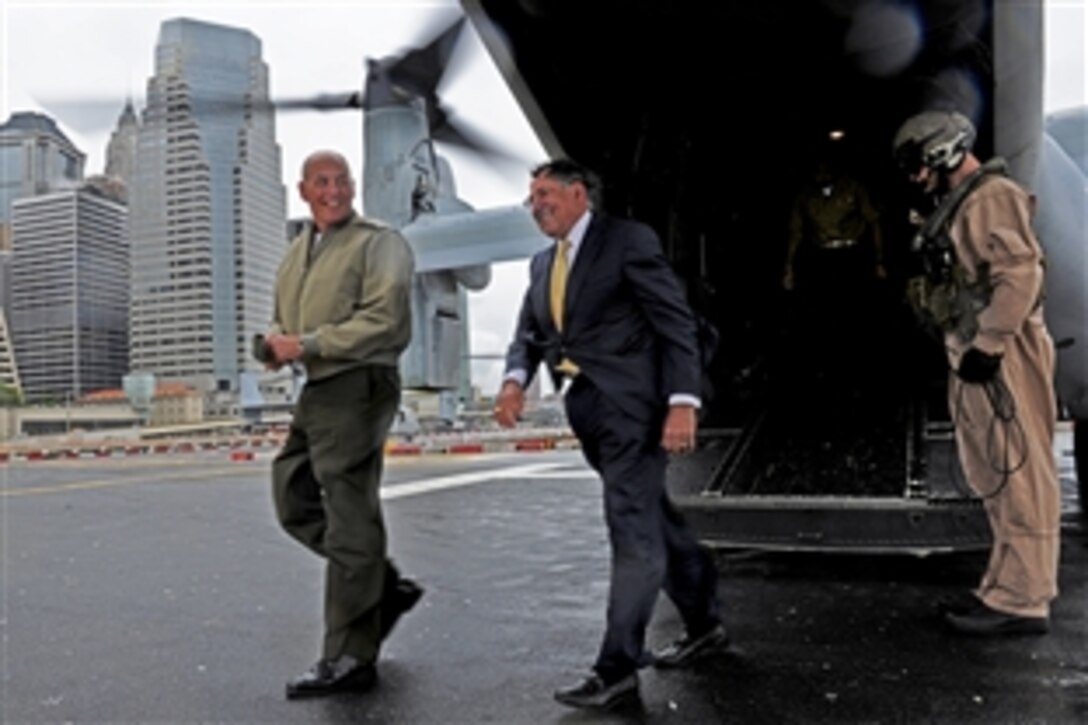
[528,174,588,239]
[299,155,355,232]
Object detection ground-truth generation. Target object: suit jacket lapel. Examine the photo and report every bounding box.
[563,215,605,324]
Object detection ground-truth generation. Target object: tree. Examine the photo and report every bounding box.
[0,385,24,407]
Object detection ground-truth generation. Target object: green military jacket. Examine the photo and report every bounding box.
[789,175,879,249]
[272,212,415,381]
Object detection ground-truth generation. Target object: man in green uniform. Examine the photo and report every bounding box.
[782,155,886,296]
[893,110,1060,635]
[262,150,422,697]
[782,150,887,387]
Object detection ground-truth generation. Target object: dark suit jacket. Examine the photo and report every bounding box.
[505,213,700,424]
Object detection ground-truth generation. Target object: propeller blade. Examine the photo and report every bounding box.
[33,89,365,136]
[384,16,467,100]
[30,96,134,136]
[432,114,529,173]
[267,92,363,112]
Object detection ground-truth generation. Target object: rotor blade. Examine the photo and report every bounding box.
[384,16,467,100]
[32,89,367,136]
[266,92,363,112]
[30,95,134,136]
[431,115,516,161]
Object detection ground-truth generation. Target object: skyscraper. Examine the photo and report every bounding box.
[129,18,285,393]
[0,249,11,326]
[10,187,128,401]
[1,112,88,398]
[0,111,85,251]
[104,100,140,196]
[0,305,21,394]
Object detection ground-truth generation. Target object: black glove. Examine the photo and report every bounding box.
[956,347,1002,383]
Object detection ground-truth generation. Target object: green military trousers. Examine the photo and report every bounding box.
[272,365,401,662]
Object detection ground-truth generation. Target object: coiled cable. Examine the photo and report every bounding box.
[950,372,1028,499]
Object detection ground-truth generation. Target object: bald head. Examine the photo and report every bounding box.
[300,150,352,181]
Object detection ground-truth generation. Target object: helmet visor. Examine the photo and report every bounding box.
[894,138,925,176]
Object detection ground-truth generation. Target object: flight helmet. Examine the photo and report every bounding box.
[892,110,976,176]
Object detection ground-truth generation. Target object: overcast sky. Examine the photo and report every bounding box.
[1,0,1085,395]
[1046,1,1087,113]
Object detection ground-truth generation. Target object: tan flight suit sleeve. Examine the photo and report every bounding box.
[951,180,1045,358]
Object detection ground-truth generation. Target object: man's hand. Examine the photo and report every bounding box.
[661,404,697,454]
[253,334,281,370]
[494,381,525,428]
[265,334,304,368]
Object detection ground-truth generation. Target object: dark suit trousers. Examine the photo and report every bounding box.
[564,376,720,681]
[272,365,401,662]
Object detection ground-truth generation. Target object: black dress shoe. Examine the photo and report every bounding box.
[380,576,424,641]
[937,592,983,616]
[285,656,376,700]
[554,673,638,709]
[944,602,1049,636]
[653,622,729,669]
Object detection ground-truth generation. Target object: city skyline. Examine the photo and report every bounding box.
[1,1,1084,396]
[1,1,546,395]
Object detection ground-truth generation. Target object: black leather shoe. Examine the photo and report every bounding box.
[380,576,424,641]
[554,673,638,709]
[937,592,983,616]
[944,603,1049,636]
[653,622,729,668]
[285,656,376,700]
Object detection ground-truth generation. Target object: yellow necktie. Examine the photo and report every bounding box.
[549,238,579,376]
[550,238,570,331]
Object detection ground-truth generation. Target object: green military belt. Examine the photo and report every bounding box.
[817,238,858,249]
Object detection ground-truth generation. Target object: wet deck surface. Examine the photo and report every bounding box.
[1,444,1084,723]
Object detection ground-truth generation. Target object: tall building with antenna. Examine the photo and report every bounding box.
[128,18,285,395]
[104,100,140,195]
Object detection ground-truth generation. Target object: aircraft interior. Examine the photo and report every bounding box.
[468,1,1012,498]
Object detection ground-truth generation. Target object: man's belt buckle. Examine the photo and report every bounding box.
[821,237,858,250]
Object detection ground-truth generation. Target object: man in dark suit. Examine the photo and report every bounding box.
[494,159,726,709]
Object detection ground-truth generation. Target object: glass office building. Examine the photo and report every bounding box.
[0,112,86,264]
[11,189,129,401]
[129,18,285,393]
[1,112,88,399]
[0,112,85,226]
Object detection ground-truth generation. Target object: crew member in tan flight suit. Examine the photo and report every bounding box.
[893,110,1060,635]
